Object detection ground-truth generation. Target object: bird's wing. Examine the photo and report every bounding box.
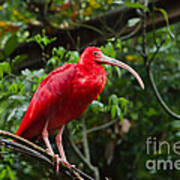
[16,63,76,139]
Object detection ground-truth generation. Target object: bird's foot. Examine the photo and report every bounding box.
[53,154,60,172]
[60,158,75,169]
[45,148,53,155]
[44,148,60,172]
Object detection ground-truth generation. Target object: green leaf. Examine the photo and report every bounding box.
[111,105,116,118]
[4,34,18,57]
[128,18,141,27]
[52,47,66,60]
[8,83,18,93]
[119,97,129,113]
[29,29,57,49]
[41,29,57,46]
[114,66,121,78]
[0,62,11,79]
[101,42,116,58]
[7,166,15,180]
[109,94,118,105]
[156,8,175,39]
[0,169,6,179]
[116,105,123,120]
[91,100,104,113]
[47,56,60,68]
[124,2,150,12]
[66,51,79,63]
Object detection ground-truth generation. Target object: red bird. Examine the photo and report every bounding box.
[16,47,144,170]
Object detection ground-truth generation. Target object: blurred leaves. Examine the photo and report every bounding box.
[0,0,180,180]
[125,54,143,63]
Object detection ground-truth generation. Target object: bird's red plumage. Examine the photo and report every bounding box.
[16,47,107,139]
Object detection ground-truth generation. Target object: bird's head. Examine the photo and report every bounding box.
[79,46,144,89]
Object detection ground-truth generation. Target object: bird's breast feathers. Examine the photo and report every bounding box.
[71,65,107,105]
[73,65,107,95]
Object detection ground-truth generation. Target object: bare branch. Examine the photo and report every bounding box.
[87,119,118,134]
[67,128,101,180]
[82,118,100,180]
[148,39,165,65]
[82,118,90,162]
[0,130,94,180]
[67,132,92,168]
[147,68,180,119]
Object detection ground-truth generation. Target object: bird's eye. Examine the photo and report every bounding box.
[93,51,98,56]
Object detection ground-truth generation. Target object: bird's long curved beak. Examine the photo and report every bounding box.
[100,53,144,89]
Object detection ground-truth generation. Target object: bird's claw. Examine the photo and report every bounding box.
[52,154,60,172]
[45,148,53,155]
[60,158,75,169]
[44,149,60,172]
[46,148,75,172]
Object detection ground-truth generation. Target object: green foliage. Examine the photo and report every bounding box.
[4,34,18,57]
[124,1,150,12]
[0,1,180,180]
[27,29,57,50]
[0,62,11,78]
[108,94,129,120]
[47,46,80,69]
[0,34,18,60]
[101,42,116,58]
[156,8,175,39]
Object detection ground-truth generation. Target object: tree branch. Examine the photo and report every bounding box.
[0,130,94,180]
[82,118,90,162]
[147,67,180,119]
[82,118,100,180]
[67,128,101,180]
[86,119,118,134]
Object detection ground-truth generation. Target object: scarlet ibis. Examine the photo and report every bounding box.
[16,47,144,170]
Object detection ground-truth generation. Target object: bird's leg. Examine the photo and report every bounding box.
[42,120,54,155]
[56,126,72,168]
[42,120,59,172]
